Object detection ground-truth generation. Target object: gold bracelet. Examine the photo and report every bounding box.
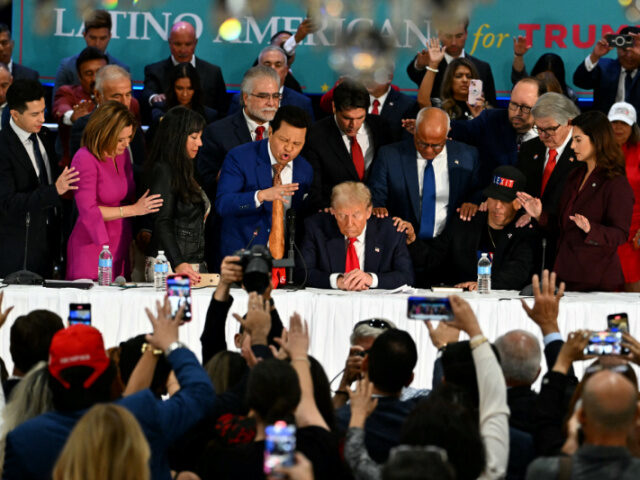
[119,206,124,217]
[141,343,163,356]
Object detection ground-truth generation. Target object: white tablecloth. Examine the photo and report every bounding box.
[1,284,639,389]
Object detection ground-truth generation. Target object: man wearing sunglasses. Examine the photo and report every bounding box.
[450,78,541,189]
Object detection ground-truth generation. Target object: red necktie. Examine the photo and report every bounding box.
[255,126,265,141]
[345,238,359,273]
[540,148,558,195]
[371,99,380,115]
[350,136,365,180]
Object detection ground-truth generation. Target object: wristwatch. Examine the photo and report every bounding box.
[164,341,188,357]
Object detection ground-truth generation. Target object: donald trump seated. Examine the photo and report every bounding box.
[298,181,414,290]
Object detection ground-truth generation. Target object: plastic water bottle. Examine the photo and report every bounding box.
[477,253,491,294]
[154,250,169,291]
[98,245,112,286]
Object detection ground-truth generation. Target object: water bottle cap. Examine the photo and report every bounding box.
[158,250,164,254]
[102,245,109,249]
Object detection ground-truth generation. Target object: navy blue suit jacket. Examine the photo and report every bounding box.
[450,108,519,189]
[378,88,418,142]
[228,86,314,121]
[196,110,252,201]
[368,138,479,230]
[299,213,414,289]
[573,57,640,114]
[11,62,39,82]
[216,139,313,258]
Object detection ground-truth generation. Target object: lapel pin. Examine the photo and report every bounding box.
[389,102,394,106]
[507,233,512,239]
[454,159,459,165]
[374,247,380,253]
[533,154,538,160]
[592,182,596,187]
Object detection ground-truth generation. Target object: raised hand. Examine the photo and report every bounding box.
[520,270,565,336]
[513,35,532,56]
[569,213,590,233]
[592,37,612,61]
[427,37,445,68]
[516,191,542,220]
[144,296,183,352]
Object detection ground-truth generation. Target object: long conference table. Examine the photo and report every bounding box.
[1,284,639,389]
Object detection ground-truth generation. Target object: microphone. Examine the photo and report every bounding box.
[5,212,44,285]
[519,237,548,296]
[540,238,547,276]
[112,276,126,286]
[285,209,297,287]
[245,226,261,250]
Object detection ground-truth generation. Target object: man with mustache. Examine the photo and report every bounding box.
[449,78,541,189]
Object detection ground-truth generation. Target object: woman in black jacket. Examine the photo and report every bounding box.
[146,106,208,283]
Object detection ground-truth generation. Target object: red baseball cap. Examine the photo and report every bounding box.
[48,325,110,389]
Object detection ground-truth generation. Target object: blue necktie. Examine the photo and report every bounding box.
[29,133,48,185]
[625,70,634,101]
[418,160,436,239]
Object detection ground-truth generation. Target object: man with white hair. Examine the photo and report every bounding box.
[299,181,414,290]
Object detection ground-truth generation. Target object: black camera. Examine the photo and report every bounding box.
[607,34,634,48]
[233,245,273,294]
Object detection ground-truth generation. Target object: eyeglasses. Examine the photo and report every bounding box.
[508,101,533,115]
[415,140,446,152]
[537,124,563,136]
[353,318,393,332]
[250,93,282,101]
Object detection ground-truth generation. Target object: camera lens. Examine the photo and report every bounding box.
[614,36,626,47]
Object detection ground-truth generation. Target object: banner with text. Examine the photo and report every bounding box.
[13,0,633,96]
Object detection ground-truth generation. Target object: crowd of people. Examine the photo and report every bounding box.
[1,6,640,479]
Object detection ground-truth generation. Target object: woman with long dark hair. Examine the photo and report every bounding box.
[151,62,217,124]
[518,111,634,291]
[417,38,487,120]
[145,106,208,283]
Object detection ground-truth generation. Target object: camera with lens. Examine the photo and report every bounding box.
[233,245,273,294]
[607,34,633,48]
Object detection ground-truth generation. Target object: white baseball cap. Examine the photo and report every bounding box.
[608,102,637,126]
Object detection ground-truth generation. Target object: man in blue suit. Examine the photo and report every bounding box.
[216,105,313,259]
[299,182,413,290]
[573,26,640,114]
[227,46,314,121]
[449,78,541,188]
[366,71,418,142]
[369,107,480,234]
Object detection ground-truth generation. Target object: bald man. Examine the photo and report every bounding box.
[143,21,228,114]
[527,369,640,479]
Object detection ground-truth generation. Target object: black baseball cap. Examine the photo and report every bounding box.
[482,166,526,202]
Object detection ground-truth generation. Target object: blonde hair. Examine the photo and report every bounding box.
[331,181,372,209]
[81,101,136,161]
[52,404,150,480]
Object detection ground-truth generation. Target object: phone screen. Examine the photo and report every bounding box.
[407,297,453,321]
[166,275,192,321]
[607,313,629,333]
[264,422,296,475]
[584,330,623,356]
[69,303,91,326]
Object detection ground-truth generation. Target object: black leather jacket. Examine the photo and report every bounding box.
[146,162,210,267]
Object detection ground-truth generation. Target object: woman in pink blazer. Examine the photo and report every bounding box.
[66,101,162,280]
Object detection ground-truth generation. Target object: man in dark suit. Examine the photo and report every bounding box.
[573,26,640,114]
[303,79,391,211]
[216,106,313,259]
[406,19,497,106]
[228,46,314,120]
[53,10,128,101]
[413,166,534,290]
[450,77,541,189]
[366,71,418,142]
[0,24,38,82]
[143,21,227,115]
[0,80,79,278]
[300,181,413,290]
[517,92,581,269]
[368,107,479,236]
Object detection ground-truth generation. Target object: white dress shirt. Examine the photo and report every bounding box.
[336,118,374,172]
[329,225,379,289]
[584,55,636,102]
[368,88,390,114]
[417,147,449,237]
[10,118,51,183]
[243,109,269,141]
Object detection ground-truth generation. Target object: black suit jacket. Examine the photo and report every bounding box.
[414,211,535,290]
[378,88,418,142]
[303,115,392,211]
[196,110,252,201]
[299,213,414,289]
[143,56,228,114]
[11,63,39,81]
[0,125,60,277]
[406,53,497,106]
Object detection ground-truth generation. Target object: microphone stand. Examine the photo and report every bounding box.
[4,212,44,285]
